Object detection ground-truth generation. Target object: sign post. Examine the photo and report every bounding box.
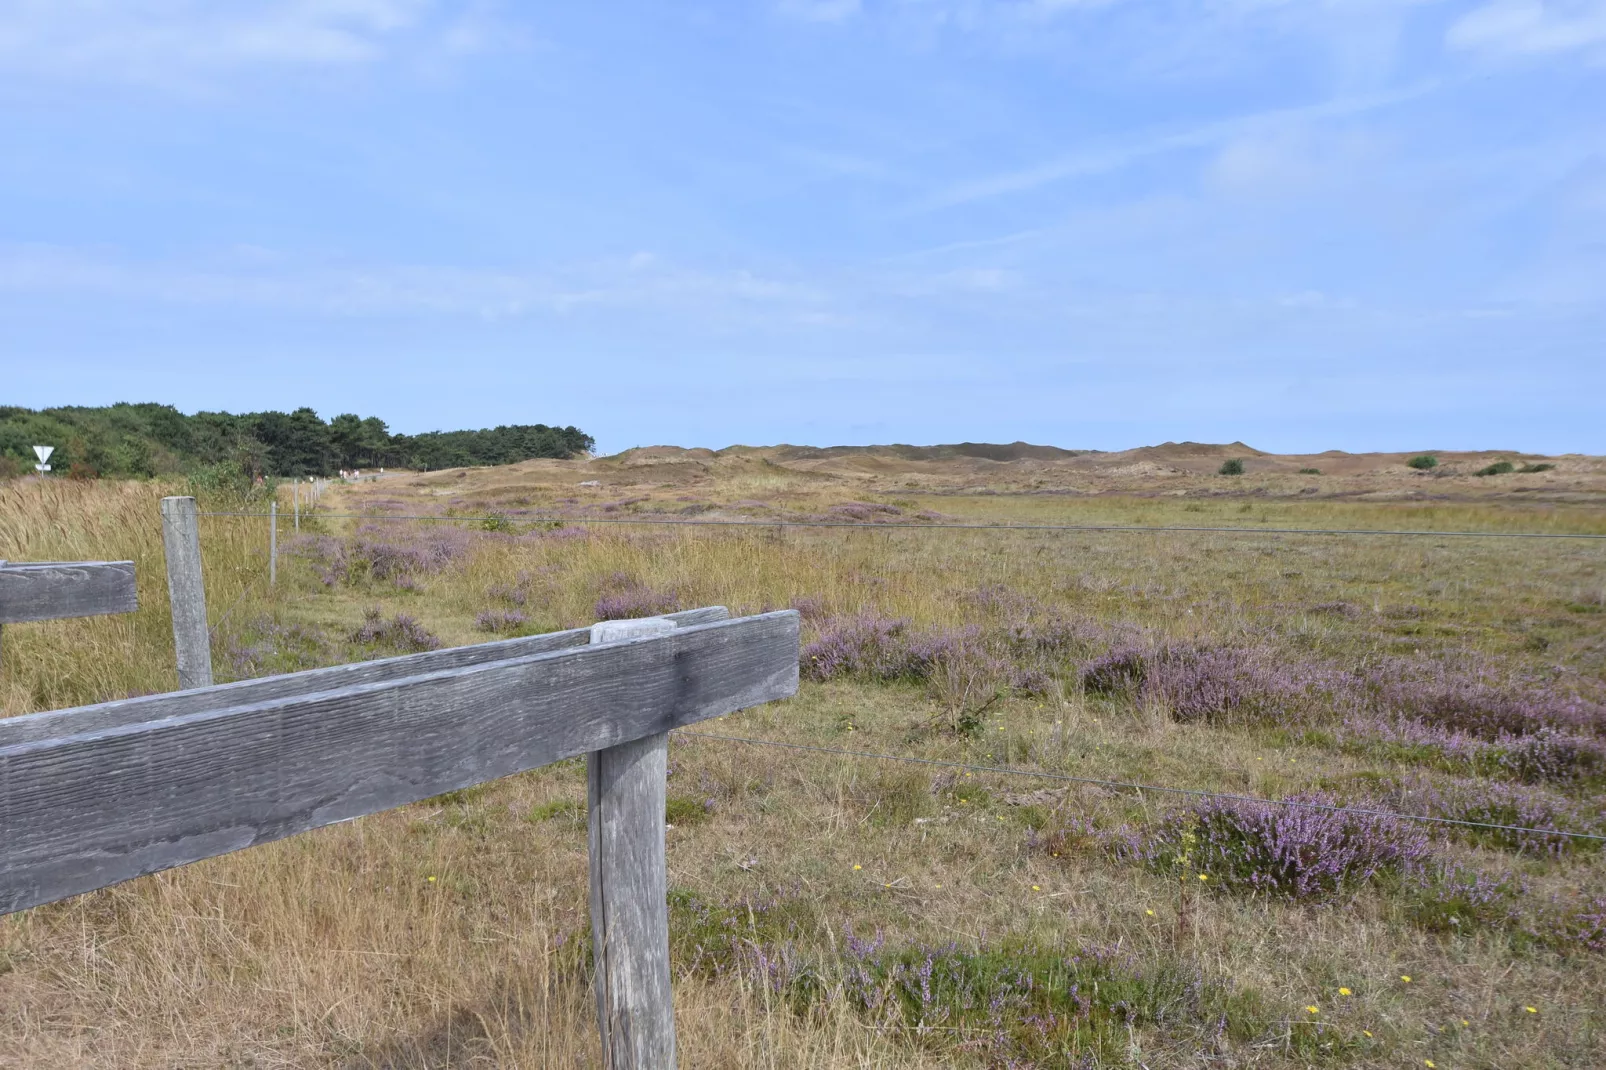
[32,445,53,474]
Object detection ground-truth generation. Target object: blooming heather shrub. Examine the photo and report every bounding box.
[1144,646,1265,724]
[802,614,973,684]
[1346,717,1606,783]
[1370,667,1605,739]
[827,501,901,522]
[1004,614,1106,659]
[485,582,527,606]
[1406,864,1525,935]
[1417,781,1599,857]
[349,608,441,653]
[1542,896,1606,954]
[1490,727,1606,782]
[348,524,474,581]
[288,534,348,586]
[1080,646,1147,695]
[1138,795,1432,899]
[225,617,335,679]
[789,595,829,622]
[474,609,528,634]
[292,526,474,586]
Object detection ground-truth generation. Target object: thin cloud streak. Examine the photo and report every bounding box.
[909,80,1442,213]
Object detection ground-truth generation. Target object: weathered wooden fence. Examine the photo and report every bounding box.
[0,559,137,666]
[0,604,800,1068]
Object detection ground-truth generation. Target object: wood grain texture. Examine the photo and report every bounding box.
[0,610,798,916]
[160,496,213,689]
[590,732,674,1069]
[588,616,680,1069]
[0,606,731,748]
[0,561,137,625]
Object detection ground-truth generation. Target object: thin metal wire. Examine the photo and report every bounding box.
[207,569,266,638]
[677,730,1606,843]
[193,511,1606,540]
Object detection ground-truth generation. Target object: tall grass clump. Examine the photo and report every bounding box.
[0,478,264,713]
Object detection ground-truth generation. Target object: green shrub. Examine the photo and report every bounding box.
[666,795,713,825]
[1297,467,1320,475]
[1406,455,1438,470]
[1518,463,1555,474]
[1218,459,1244,476]
[1476,461,1515,477]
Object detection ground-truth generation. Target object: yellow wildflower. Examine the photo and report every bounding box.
[1525,1006,1538,1014]
[1198,873,1209,882]
[852,864,861,871]
[1145,909,1155,916]
[1338,987,1352,996]
[1032,885,1041,891]
[1306,1005,1319,1015]
[1400,975,1411,983]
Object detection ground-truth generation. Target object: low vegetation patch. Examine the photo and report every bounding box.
[670,889,1290,1065]
[1127,795,1432,900]
[348,607,441,653]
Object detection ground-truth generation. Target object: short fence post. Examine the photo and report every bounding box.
[160,496,213,689]
[293,479,300,532]
[588,616,679,1069]
[269,500,278,587]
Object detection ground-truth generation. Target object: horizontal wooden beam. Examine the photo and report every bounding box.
[0,606,731,748]
[0,561,137,625]
[0,610,798,915]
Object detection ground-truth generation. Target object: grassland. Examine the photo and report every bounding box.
[2,445,1604,1069]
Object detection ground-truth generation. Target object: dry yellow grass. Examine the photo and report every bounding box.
[2,461,1603,1068]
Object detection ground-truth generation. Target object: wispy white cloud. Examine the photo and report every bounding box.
[1448,0,1606,58]
[910,81,1436,212]
[0,244,838,327]
[0,0,500,86]
[775,0,863,24]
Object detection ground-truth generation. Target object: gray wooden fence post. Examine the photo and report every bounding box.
[269,500,278,587]
[160,496,213,689]
[588,616,681,1070]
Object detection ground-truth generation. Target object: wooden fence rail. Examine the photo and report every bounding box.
[0,559,137,666]
[0,605,799,1069]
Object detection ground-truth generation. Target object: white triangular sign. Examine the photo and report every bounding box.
[33,445,54,463]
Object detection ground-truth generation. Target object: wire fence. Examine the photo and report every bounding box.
[192,502,1606,847]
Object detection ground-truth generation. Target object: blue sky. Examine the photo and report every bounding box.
[1,1,1602,454]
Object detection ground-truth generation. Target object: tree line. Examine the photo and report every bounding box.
[0,403,593,481]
